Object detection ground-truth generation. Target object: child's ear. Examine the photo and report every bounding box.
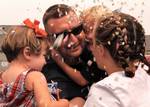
[23,47,31,60]
[101,45,105,56]
[97,45,105,56]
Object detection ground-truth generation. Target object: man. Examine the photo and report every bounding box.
[42,4,108,107]
[42,4,88,107]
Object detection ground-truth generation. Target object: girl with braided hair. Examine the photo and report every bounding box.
[84,12,150,107]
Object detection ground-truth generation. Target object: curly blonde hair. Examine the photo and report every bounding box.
[80,5,111,34]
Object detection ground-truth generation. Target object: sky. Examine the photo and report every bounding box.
[0,0,150,34]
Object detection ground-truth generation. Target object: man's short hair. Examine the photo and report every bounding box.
[43,4,74,26]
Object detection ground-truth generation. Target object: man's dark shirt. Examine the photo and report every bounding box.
[42,47,107,100]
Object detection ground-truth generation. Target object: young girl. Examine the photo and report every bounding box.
[84,12,150,107]
[0,19,69,107]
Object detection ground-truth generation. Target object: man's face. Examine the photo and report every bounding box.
[46,11,85,57]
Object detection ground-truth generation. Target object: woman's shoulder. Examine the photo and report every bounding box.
[96,71,129,85]
[90,71,133,95]
[87,72,134,107]
[90,69,150,100]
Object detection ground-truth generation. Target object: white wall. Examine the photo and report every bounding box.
[0,0,150,34]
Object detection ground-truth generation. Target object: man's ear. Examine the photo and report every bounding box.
[23,47,31,60]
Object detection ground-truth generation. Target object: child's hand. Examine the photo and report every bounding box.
[49,47,64,62]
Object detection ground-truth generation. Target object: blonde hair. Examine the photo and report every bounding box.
[82,5,110,20]
[1,26,48,62]
[81,5,111,33]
